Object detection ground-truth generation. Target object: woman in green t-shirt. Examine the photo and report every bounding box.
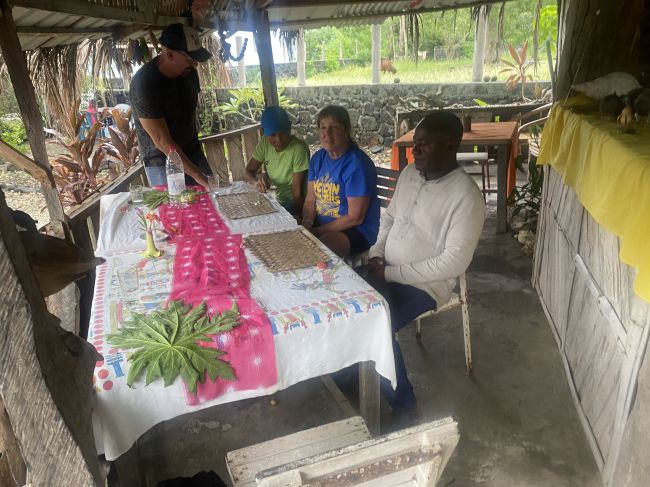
[245,106,310,215]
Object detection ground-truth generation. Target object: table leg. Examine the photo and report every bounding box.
[398,147,407,171]
[114,440,145,487]
[359,361,380,437]
[496,145,508,233]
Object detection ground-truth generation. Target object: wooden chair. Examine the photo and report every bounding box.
[376,166,399,209]
[346,166,400,268]
[517,102,553,161]
[226,416,459,487]
[414,273,472,375]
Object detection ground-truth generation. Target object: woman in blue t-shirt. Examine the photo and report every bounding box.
[302,105,380,257]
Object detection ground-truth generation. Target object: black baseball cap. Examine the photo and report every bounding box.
[159,24,212,62]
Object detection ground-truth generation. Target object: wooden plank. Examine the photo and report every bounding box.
[0,0,70,239]
[226,417,371,487]
[320,375,356,418]
[66,163,145,223]
[11,0,185,27]
[495,144,508,233]
[0,139,49,184]
[376,186,395,199]
[534,175,580,346]
[242,127,260,163]
[203,139,230,182]
[359,361,380,437]
[16,26,114,35]
[0,399,26,486]
[578,212,633,330]
[0,189,104,485]
[564,256,628,464]
[199,123,261,144]
[253,9,279,107]
[255,417,459,487]
[375,166,399,179]
[226,136,247,182]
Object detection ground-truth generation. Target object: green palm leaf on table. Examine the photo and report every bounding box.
[107,300,241,393]
[142,188,203,209]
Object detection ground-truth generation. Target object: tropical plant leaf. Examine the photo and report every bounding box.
[107,299,242,393]
[508,44,520,65]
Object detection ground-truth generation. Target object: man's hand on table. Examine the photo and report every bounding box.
[365,257,386,286]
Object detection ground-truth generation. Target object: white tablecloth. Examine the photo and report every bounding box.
[95,183,298,256]
[89,189,395,460]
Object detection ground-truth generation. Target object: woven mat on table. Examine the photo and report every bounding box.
[216,192,276,219]
[245,230,330,272]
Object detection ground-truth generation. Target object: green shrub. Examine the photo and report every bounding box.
[0,115,29,153]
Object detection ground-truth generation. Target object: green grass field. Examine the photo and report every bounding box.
[276,58,552,86]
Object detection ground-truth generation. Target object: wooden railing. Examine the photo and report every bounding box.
[65,163,146,332]
[200,123,262,182]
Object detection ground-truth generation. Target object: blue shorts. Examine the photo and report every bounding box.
[342,227,372,255]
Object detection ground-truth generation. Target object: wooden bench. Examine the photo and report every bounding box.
[226,416,459,487]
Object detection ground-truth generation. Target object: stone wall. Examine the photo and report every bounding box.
[215,82,549,147]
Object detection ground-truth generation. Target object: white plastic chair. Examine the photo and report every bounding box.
[414,273,472,375]
[457,152,495,202]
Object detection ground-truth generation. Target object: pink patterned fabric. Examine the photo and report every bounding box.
[157,191,278,404]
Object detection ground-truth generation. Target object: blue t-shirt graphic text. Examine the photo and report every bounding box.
[308,145,380,245]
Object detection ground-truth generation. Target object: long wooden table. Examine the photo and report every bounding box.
[89,186,395,482]
[392,121,518,233]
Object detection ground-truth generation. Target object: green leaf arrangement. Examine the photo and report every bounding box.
[107,300,241,393]
[142,188,203,209]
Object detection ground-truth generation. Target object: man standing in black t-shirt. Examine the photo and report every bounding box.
[130,23,212,188]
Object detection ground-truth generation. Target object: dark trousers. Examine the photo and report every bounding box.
[375,281,437,409]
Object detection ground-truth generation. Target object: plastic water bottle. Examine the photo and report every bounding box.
[166,145,185,204]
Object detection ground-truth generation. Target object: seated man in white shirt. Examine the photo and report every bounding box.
[365,111,485,414]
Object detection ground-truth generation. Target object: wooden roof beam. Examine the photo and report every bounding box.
[11,0,185,27]
[0,140,50,185]
[16,26,114,35]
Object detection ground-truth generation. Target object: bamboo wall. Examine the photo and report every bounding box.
[534,167,650,486]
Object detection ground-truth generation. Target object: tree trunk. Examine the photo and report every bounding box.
[371,23,381,84]
[556,0,643,99]
[472,5,489,82]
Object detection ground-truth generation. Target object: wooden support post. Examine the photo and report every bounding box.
[496,145,508,233]
[236,36,246,88]
[297,29,306,87]
[253,9,279,107]
[472,5,489,82]
[0,0,70,239]
[359,361,380,437]
[371,24,381,84]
